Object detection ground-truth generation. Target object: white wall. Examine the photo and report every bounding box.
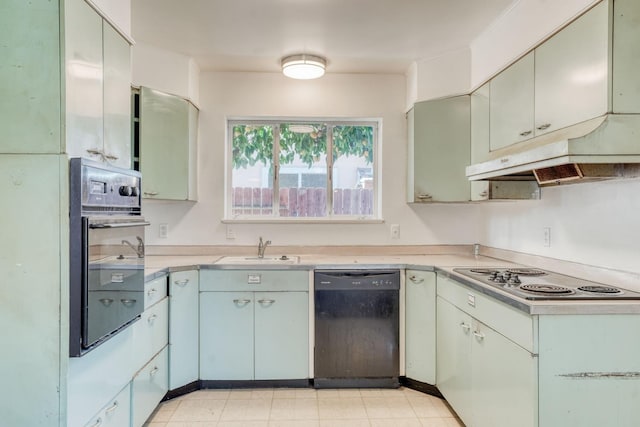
[469,0,640,274]
[470,0,599,88]
[141,70,482,246]
[406,48,471,109]
[132,42,200,104]
[89,0,131,36]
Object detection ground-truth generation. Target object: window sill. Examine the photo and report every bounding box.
[222,218,385,225]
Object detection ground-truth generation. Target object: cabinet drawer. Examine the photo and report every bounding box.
[83,385,131,427]
[437,274,535,352]
[132,346,169,427]
[201,269,309,291]
[145,275,167,309]
[133,298,169,371]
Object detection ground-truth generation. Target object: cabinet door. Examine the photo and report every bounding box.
[254,291,309,380]
[410,95,470,202]
[471,320,537,427]
[490,52,534,151]
[436,297,473,425]
[64,0,104,160]
[140,87,195,200]
[1,1,62,153]
[471,82,490,164]
[102,22,131,169]
[132,298,169,372]
[405,270,436,384]
[83,385,131,427]
[535,1,608,136]
[169,270,199,390]
[132,347,169,427]
[200,292,254,380]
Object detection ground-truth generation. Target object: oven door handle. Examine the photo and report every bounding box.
[89,222,151,229]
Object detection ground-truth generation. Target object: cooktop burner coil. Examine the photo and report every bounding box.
[507,268,547,276]
[469,268,499,274]
[519,284,575,295]
[577,285,622,294]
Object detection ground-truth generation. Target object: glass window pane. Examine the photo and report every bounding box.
[230,124,274,216]
[278,123,328,217]
[332,125,374,216]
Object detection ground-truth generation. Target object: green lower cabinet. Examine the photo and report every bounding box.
[169,270,199,390]
[405,270,436,384]
[538,315,640,427]
[436,297,473,423]
[254,291,309,380]
[200,290,309,381]
[200,291,254,380]
[131,346,169,427]
[436,296,537,427]
[83,385,131,427]
[471,319,537,427]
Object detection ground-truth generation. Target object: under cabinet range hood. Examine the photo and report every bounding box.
[466,114,640,186]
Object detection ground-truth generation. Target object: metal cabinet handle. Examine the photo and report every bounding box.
[233,299,251,306]
[519,130,532,137]
[120,299,137,307]
[105,401,118,414]
[257,298,276,305]
[416,193,432,201]
[478,191,488,197]
[99,298,114,307]
[473,330,485,341]
[536,123,551,131]
[147,314,157,324]
[147,288,157,296]
[88,417,102,427]
[174,279,189,287]
[144,191,159,196]
[150,366,159,377]
[86,148,103,156]
[460,322,471,332]
[408,275,424,284]
[104,153,119,161]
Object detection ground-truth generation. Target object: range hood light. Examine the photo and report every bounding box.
[282,54,326,80]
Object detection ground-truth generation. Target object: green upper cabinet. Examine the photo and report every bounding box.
[484,0,640,154]
[64,0,103,160]
[0,1,62,153]
[102,23,132,169]
[65,0,132,168]
[407,95,471,203]
[489,52,534,151]
[139,87,198,201]
[534,0,609,136]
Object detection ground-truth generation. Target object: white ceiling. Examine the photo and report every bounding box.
[131,0,515,75]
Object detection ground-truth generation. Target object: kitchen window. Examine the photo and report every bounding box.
[226,119,380,221]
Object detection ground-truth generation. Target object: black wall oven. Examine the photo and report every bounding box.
[69,158,149,357]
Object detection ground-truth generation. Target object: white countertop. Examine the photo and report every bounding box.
[144,252,640,315]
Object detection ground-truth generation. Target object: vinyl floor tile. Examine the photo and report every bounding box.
[143,387,465,427]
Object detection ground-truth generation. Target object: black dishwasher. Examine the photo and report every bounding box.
[314,270,400,388]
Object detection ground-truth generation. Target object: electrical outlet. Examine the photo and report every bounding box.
[226,225,236,240]
[543,227,551,247]
[390,224,400,239]
[159,223,169,239]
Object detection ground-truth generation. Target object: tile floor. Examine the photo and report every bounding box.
[144,387,464,427]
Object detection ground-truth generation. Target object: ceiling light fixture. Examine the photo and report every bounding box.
[281,54,326,80]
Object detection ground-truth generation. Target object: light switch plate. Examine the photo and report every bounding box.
[159,223,168,238]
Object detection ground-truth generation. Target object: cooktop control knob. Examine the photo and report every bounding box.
[130,187,139,197]
[119,185,133,196]
[506,275,522,287]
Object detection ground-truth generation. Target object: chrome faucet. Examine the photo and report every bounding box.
[257,237,271,258]
[121,237,145,258]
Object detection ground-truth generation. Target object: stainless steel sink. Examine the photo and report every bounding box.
[216,255,300,265]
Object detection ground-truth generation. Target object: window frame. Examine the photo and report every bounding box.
[224,117,382,222]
